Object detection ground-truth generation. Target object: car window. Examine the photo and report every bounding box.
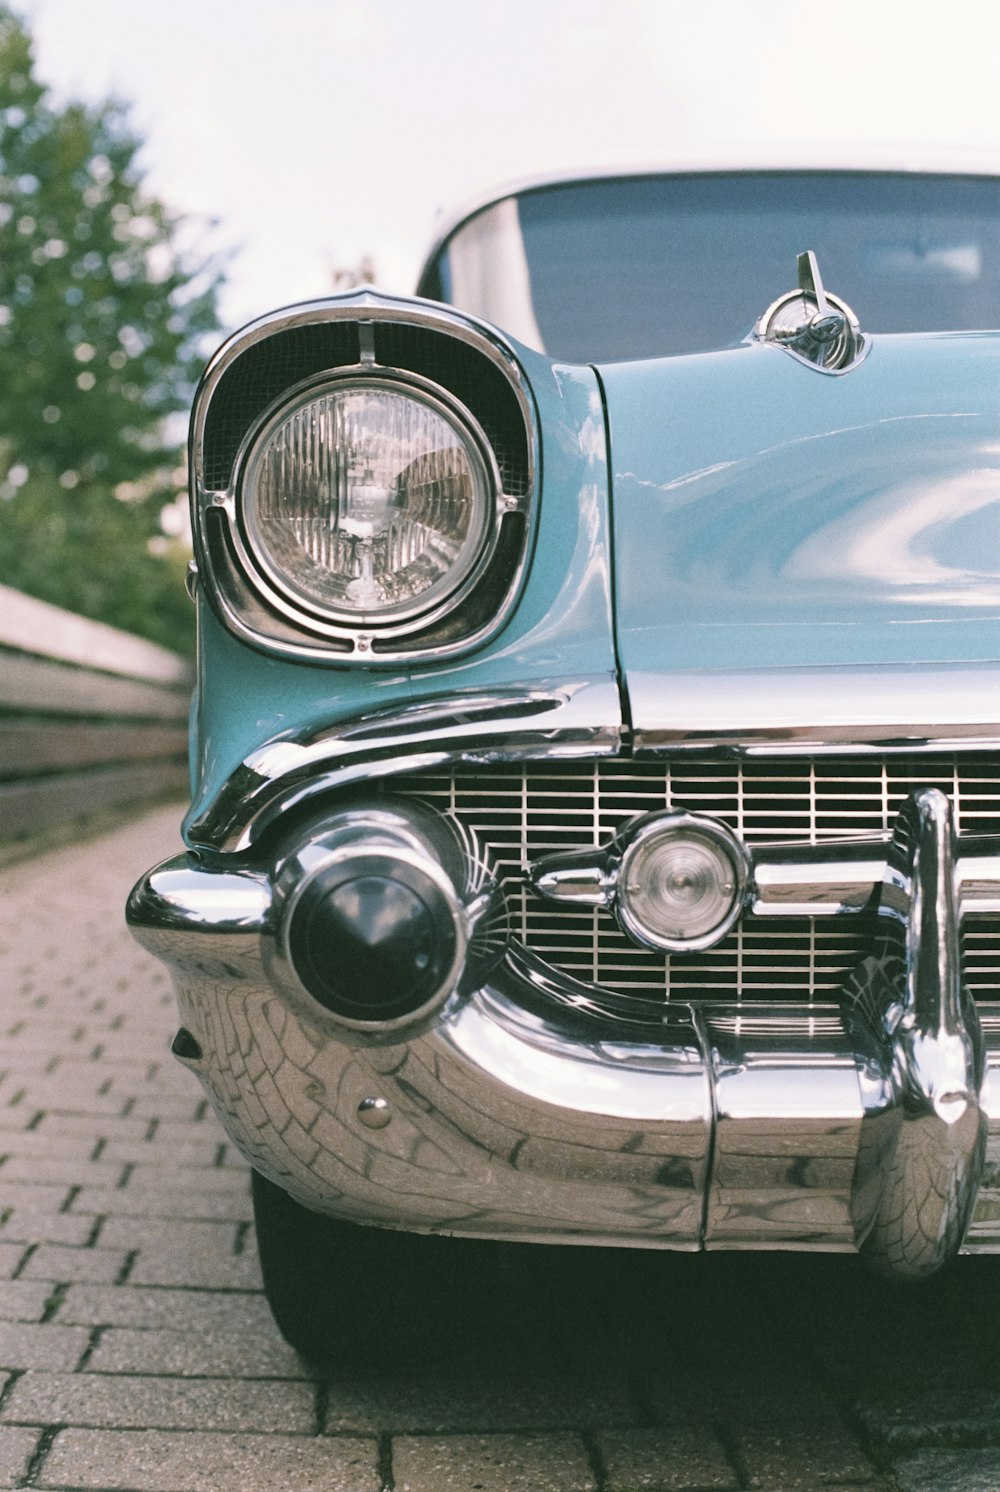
[422,172,1000,361]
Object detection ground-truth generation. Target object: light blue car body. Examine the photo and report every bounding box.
[185,347,618,830]
[125,174,1000,1315]
[187,327,1000,836]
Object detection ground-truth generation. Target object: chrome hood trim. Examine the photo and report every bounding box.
[185,678,623,854]
[629,661,1000,755]
[753,249,868,376]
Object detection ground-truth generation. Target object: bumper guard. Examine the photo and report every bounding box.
[128,787,1000,1278]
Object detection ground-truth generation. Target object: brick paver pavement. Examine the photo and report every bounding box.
[2,803,1000,1490]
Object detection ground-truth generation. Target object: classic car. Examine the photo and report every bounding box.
[128,164,1000,1357]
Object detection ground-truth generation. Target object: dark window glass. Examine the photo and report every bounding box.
[431,173,1000,362]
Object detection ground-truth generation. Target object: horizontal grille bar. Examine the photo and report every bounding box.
[386,755,1000,1005]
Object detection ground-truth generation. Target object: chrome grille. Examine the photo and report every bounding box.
[387,755,1000,1004]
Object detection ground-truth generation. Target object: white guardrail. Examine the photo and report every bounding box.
[0,584,192,845]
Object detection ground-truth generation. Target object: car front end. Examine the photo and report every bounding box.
[128,174,1000,1351]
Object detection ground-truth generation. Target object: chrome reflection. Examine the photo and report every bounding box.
[630,661,1000,754]
[754,249,867,375]
[533,808,751,952]
[753,835,1000,919]
[126,786,1000,1256]
[846,788,986,1278]
[702,1004,864,1250]
[186,679,623,853]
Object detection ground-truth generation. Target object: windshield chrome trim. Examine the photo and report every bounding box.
[417,161,1000,292]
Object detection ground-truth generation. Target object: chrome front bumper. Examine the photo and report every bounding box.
[129,785,1000,1278]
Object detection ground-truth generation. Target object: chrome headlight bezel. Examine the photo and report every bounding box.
[234,367,502,640]
[189,297,538,667]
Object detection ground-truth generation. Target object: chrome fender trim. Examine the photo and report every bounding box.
[185,678,623,854]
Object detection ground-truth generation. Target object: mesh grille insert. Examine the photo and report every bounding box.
[202,324,362,491]
[197,316,534,657]
[374,323,530,497]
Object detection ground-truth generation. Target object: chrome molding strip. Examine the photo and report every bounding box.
[532,828,1000,922]
[754,837,1000,919]
[137,826,1000,934]
[417,159,1000,292]
[186,679,624,854]
[628,663,1000,755]
[190,290,541,666]
[187,672,1000,868]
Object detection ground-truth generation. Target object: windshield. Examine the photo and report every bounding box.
[419,172,1000,362]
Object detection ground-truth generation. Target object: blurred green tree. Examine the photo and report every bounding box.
[0,6,221,655]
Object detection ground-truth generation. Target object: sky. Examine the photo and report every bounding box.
[17,0,1000,334]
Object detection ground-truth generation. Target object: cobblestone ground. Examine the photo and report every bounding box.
[3,804,1000,1491]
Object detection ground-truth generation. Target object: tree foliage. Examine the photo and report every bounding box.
[0,6,221,654]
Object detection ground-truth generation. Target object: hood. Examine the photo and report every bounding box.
[600,332,1000,747]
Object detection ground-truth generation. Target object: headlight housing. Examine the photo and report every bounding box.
[191,299,537,665]
[239,373,496,629]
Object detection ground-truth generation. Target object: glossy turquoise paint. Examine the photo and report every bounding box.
[187,321,1000,841]
[601,333,1000,697]
[185,346,618,842]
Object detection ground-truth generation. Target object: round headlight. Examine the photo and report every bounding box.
[240,377,494,626]
[615,811,749,953]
